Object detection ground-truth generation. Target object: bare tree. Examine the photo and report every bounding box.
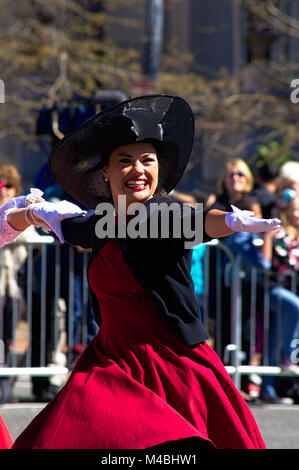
[0,0,142,142]
[1,0,299,168]
[240,0,299,38]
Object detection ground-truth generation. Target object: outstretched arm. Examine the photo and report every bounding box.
[205,205,281,239]
[7,207,40,232]
[1,190,86,247]
[205,209,233,238]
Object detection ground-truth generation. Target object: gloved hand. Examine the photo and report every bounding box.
[0,188,45,248]
[1,187,44,212]
[225,205,281,233]
[30,200,86,243]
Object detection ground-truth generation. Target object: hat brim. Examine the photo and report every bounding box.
[48,94,194,209]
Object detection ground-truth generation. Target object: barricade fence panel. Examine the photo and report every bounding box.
[203,240,299,389]
[0,237,298,393]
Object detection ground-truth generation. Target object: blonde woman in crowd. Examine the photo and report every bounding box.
[279,161,299,195]
[275,160,299,214]
[205,158,259,215]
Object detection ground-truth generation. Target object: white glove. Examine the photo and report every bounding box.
[25,188,44,205]
[0,188,45,248]
[225,205,281,233]
[30,200,86,243]
[1,187,44,212]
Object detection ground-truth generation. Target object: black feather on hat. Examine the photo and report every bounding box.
[49,94,194,209]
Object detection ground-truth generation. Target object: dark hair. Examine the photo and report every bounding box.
[257,162,280,182]
[235,195,258,211]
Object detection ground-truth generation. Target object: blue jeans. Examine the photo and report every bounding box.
[270,286,299,359]
[261,286,299,396]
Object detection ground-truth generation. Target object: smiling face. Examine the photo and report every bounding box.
[224,165,248,195]
[102,142,159,211]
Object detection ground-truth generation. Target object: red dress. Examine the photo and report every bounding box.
[13,240,266,449]
[0,415,13,448]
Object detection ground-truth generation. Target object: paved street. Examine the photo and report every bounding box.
[0,376,298,449]
[249,403,299,449]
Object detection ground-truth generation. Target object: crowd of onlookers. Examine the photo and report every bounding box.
[0,157,298,405]
[175,158,299,404]
[207,159,299,404]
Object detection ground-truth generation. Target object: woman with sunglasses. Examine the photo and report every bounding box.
[205,159,263,378]
[0,164,22,207]
[0,95,281,449]
[205,158,260,215]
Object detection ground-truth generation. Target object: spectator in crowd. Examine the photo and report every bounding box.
[251,162,280,219]
[205,158,256,213]
[0,165,22,207]
[260,194,299,402]
[223,196,268,275]
[0,164,41,402]
[220,196,268,399]
[204,159,261,363]
[278,161,299,195]
[276,161,299,216]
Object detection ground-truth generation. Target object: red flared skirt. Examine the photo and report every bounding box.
[0,415,13,449]
[13,241,266,449]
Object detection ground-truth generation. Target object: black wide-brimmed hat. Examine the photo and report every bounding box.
[48,94,194,209]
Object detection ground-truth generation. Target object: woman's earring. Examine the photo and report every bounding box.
[104,178,109,182]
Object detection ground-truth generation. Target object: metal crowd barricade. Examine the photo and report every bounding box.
[203,239,299,389]
[0,234,93,395]
[0,235,298,397]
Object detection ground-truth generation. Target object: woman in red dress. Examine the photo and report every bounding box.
[3,95,281,449]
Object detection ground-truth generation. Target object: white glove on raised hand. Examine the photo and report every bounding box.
[0,188,45,248]
[225,205,281,233]
[30,200,86,243]
[1,187,44,212]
